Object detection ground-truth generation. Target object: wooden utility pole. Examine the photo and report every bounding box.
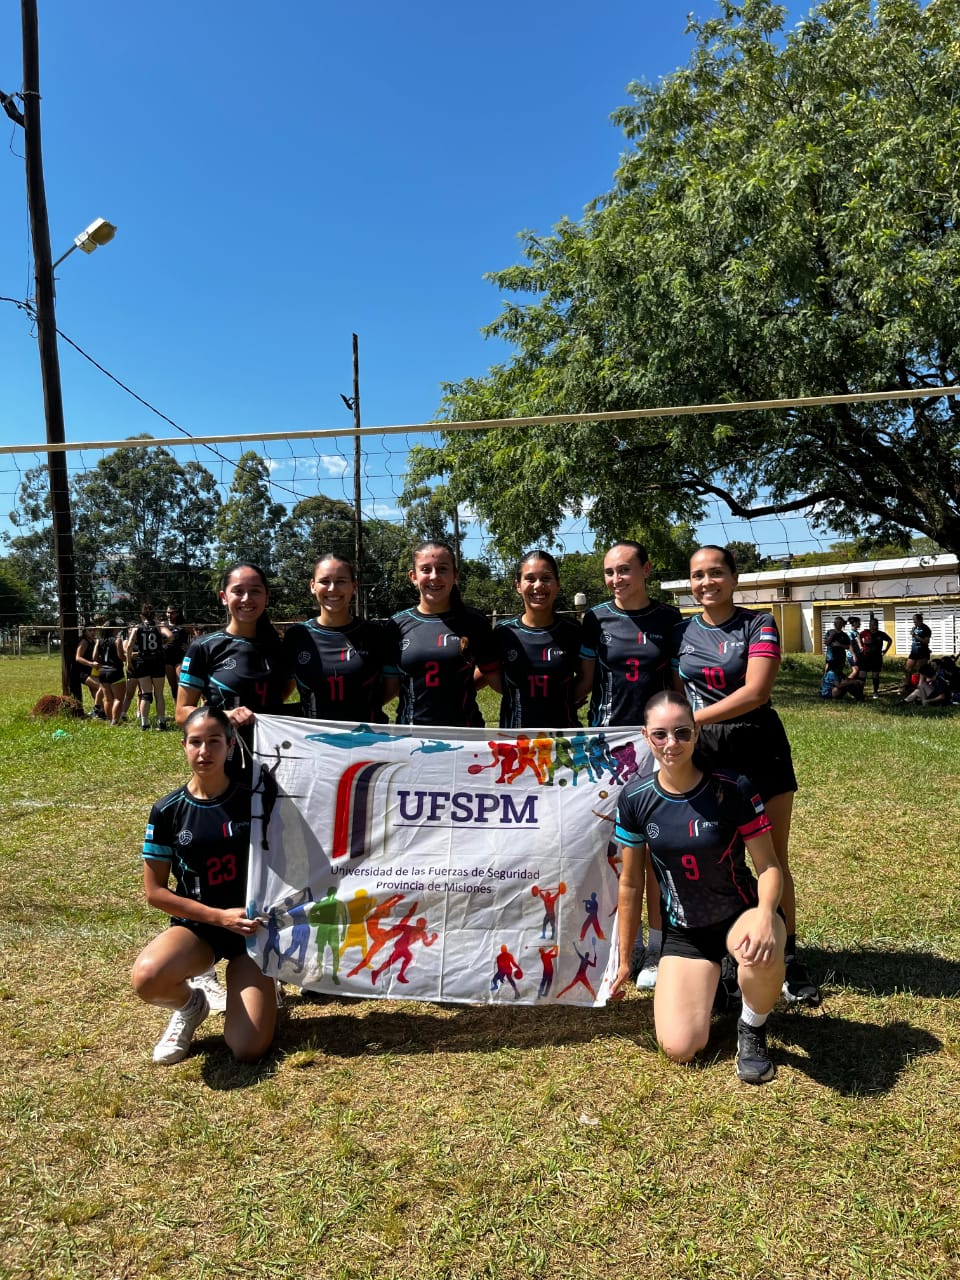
[21,0,79,693]
[351,333,364,608]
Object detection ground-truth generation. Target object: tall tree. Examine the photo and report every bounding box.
[407,0,960,558]
[214,451,285,577]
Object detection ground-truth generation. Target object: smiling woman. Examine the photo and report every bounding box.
[280,553,390,721]
[382,540,500,727]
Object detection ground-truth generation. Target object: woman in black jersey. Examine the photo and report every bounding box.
[176,562,293,736]
[611,693,785,1085]
[72,625,99,708]
[131,706,277,1064]
[95,619,128,726]
[675,545,818,1007]
[494,550,581,728]
[282,553,388,721]
[383,540,499,727]
[161,606,190,701]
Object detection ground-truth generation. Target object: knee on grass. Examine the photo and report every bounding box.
[657,1028,710,1064]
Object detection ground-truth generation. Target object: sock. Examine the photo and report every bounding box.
[647,928,662,956]
[739,999,768,1028]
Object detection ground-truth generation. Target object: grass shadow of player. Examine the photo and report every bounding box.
[805,945,960,999]
[278,989,657,1058]
[763,1015,940,1096]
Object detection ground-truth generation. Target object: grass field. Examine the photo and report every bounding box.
[1,656,958,1280]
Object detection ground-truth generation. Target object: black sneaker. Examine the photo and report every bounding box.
[736,1019,775,1085]
[628,941,647,982]
[782,958,822,1007]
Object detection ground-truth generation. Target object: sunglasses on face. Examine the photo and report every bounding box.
[646,727,695,744]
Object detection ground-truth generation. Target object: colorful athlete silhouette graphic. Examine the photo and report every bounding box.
[532,735,555,784]
[507,734,545,784]
[610,740,641,785]
[587,732,617,783]
[467,740,520,783]
[537,944,559,999]
[570,732,597,784]
[339,888,377,962]
[307,887,348,984]
[371,913,439,986]
[262,911,284,970]
[556,939,599,1000]
[345,893,410,978]
[532,881,566,939]
[491,943,523,998]
[281,900,313,971]
[552,734,577,784]
[580,890,605,941]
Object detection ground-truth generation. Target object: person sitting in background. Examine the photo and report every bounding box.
[903,662,938,704]
[820,659,865,701]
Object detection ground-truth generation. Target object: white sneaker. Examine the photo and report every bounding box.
[635,954,660,990]
[152,989,209,1064]
[189,968,227,1013]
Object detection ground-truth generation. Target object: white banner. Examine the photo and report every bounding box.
[248,717,649,1007]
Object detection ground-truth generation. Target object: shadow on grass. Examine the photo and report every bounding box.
[279,991,657,1057]
[768,1015,941,1095]
[809,945,960,999]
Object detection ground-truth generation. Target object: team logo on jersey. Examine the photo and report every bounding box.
[716,640,744,656]
[645,822,660,839]
[689,819,719,837]
[401,639,411,651]
[750,792,764,815]
[297,651,311,665]
[506,648,519,663]
[220,657,237,670]
[636,631,646,646]
[177,830,194,846]
[542,647,565,661]
[436,633,461,648]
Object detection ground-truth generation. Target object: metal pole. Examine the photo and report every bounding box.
[351,333,364,611]
[21,0,79,693]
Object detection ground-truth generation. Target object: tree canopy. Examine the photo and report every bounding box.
[405,0,960,559]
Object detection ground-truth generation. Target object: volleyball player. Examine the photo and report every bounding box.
[674,545,820,1007]
[161,606,190,701]
[610,692,786,1085]
[95,619,128,725]
[281,553,389,720]
[125,604,168,730]
[576,540,681,988]
[494,550,581,728]
[131,706,277,1064]
[383,541,499,727]
[176,562,292,734]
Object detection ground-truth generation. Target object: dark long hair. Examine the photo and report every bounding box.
[412,540,465,611]
[220,561,283,656]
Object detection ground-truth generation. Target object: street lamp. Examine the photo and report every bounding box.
[52,217,117,270]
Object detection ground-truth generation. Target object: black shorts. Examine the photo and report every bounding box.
[663,905,785,963]
[171,918,248,961]
[695,706,797,802]
[858,654,882,673]
[130,660,166,681]
[98,667,123,685]
[662,912,743,964]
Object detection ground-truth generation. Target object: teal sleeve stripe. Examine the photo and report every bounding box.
[143,843,173,860]
[614,822,644,847]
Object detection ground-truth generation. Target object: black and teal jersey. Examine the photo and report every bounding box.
[179,630,290,713]
[674,608,780,711]
[495,615,581,728]
[580,599,681,726]
[142,783,251,912]
[384,606,498,726]
[615,770,769,929]
[282,617,388,721]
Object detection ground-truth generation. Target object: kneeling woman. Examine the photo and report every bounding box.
[610,692,785,1085]
[131,707,276,1064]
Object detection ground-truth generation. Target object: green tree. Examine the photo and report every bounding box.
[214,451,285,577]
[0,559,37,626]
[408,0,960,557]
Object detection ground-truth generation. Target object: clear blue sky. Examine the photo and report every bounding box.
[1,0,821,559]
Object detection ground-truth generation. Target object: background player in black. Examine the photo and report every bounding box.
[610,692,785,1085]
[383,541,499,726]
[678,545,818,1007]
[95,619,128,725]
[131,706,277,1064]
[282,553,388,721]
[495,549,581,728]
[125,604,168,730]
[161,606,190,701]
[576,540,680,989]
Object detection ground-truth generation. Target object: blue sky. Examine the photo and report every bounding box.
[1,0,822,561]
